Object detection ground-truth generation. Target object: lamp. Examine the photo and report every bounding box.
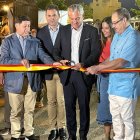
[3,5,9,11]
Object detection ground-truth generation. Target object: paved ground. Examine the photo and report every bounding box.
[0,86,140,140]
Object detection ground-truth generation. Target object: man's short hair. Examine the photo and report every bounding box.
[45,4,60,16]
[15,16,30,24]
[113,8,131,21]
[68,4,84,15]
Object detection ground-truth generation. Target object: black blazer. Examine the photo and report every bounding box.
[53,24,101,86]
[37,25,62,80]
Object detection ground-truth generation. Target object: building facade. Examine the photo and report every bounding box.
[93,0,121,21]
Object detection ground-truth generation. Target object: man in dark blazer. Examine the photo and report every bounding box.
[37,5,66,140]
[53,4,101,140]
[0,15,60,140]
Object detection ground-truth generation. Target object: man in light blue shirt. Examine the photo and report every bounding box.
[87,8,140,140]
[108,25,140,100]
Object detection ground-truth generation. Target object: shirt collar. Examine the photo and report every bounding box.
[71,23,83,31]
[48,24,60,32]
[16,33,29,39]
[117,25,132,37]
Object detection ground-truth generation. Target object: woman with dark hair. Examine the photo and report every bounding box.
[96,16,114,140]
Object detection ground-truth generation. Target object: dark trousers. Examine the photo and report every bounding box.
[63,71,91,138]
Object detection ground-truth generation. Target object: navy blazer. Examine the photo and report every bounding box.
[53,24,101,86]
[37,25,62,80]
[0,33,54,93]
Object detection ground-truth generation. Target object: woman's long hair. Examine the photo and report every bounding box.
[100,17,114,47]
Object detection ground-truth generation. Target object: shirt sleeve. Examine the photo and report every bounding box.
[119,31,140,64]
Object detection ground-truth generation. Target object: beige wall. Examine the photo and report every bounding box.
[93,0,121,21]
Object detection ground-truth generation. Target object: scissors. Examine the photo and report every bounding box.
[65,60,75,66]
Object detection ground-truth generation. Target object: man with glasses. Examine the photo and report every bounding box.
[53,4,101,140]
[87,8,140,140]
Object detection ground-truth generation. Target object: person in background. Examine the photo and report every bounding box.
[30,28,45,108]
[0,15,60,140]
[37,4,67,140]
[96,17,114,140]
[53,4,101,140]
[0,17,10,46]
[31,29,37,37]
[93,19,101,35]
[0,18,11,136]
[0,70,12,136]
[137,23,140,32]
[0,17,10,36]
[87,8,140,140]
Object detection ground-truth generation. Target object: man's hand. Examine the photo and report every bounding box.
[0,73,4,85]
[21,59,30,68]
[59,60,69,65]
[53,62,62,66]
[72,63,83,70]
[52,62,62,70]
[86,65,100,75]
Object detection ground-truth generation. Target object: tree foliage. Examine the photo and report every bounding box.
[35,0,93,19]
[131,0,140,17]
[52,0,67,10]
[136,0,140,7]
[81,3,93,19]
[35,0,52,10]
[35,0,67,10]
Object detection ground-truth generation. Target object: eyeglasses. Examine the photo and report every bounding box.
[112,17,124,26]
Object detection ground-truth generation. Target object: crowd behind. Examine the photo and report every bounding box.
[0,3,140,140]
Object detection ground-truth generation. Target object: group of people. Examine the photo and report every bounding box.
[0,3,140,140]
[87,7,140,140]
